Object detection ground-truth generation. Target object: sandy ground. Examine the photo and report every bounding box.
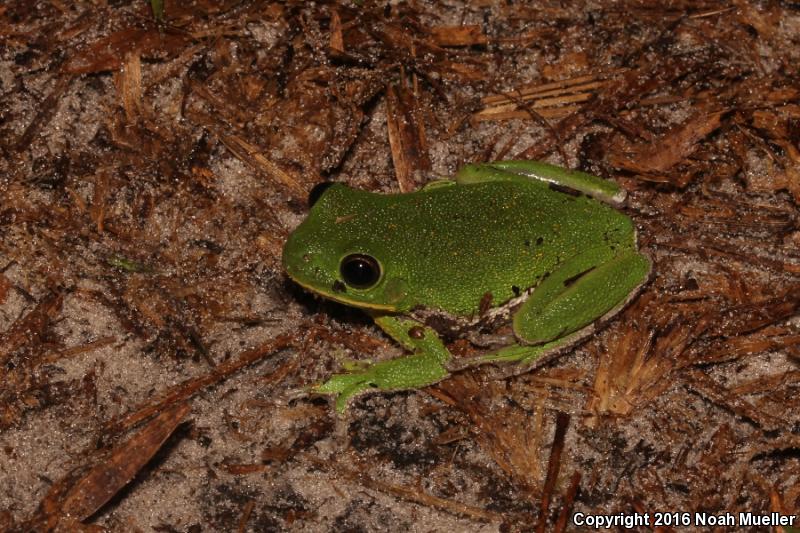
[1,1,800,531]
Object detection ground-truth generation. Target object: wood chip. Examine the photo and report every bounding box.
[26,402,191,530]
[386,84,431,192]
[429,25,487,47]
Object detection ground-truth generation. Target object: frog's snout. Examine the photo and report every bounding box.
[282,233,333,291]
[281,232,309,281]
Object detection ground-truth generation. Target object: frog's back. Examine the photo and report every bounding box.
[365,179,635,315]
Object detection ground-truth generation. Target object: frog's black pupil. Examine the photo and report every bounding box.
[308,181,336,207]
[340,254,381,289]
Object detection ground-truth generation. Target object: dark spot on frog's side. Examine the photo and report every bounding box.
[408,326,425,339]
[332,280,347,293]
[511,285,521,297]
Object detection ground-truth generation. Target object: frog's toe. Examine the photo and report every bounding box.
[340,359,372,372]
[315,373,372,394]
[334,381,376,412]
[316,371,382,412]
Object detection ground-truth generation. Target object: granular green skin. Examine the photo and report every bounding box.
[283,178,634,315]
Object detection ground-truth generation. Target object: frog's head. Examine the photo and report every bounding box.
[282,183,412,312]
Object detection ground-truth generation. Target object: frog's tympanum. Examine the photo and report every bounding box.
[283,161,650,411]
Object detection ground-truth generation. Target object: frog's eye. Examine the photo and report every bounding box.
[308,181,336,207]
[340,254,381,289]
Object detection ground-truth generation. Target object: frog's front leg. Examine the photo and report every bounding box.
[315,316,451,412]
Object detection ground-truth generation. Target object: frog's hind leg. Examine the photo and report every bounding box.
[456,160,625,205]
[446,251,650,370]
[512,249,651,347]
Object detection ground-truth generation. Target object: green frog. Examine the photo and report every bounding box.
[282,161,650,411]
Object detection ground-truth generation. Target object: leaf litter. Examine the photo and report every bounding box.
[1,1,799,530]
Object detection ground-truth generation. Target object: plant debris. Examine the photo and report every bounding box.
[1,1,799,530]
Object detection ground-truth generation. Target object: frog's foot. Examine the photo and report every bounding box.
[315,352,450,412]
[481,343,549,364]
[447,341,556,372]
